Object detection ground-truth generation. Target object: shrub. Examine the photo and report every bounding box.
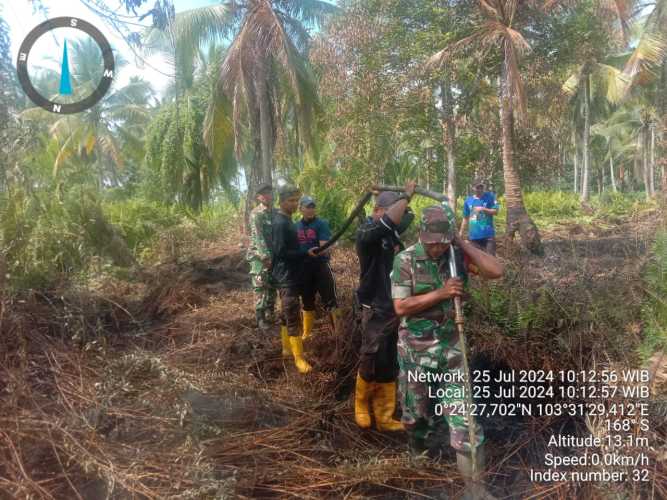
[640,230,667,360]
[103,199,181,253]
[0,189,94,289]
[523,191,582,219]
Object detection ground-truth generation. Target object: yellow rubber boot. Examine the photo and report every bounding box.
[289,336,312,374]
[354,372,372,429]
[280,326,291,357]
[372,382,404,432]
[302,310,315,340]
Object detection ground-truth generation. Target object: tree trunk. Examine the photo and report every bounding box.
[201,163,210,206]
[557,140,562,188]
[500,60,542,254]
[661,56,667,118]
[609,151,617,193]
[243,163,256,234]
[649,124,656,197]
[642,129,650,201]
[242,59,263,233]
[256,61,274,188]
[439,77,456,211]
[581,73,591,202]
[633,141,641,189]
[573,131,578,193]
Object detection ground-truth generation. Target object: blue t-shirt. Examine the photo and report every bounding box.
[296,217,332,262]
[463,192,500,240]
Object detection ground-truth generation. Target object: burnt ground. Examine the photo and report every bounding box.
[1,212,666,499]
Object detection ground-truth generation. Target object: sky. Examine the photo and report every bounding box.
[1,0,219,98]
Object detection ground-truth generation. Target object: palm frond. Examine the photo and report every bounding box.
[53,133,76,177]
[265,4,322,157]
[623,32,667,86]
[479,0,501,19]
[275,0,339,28]
[203,92,235,166]
[106,103,153,123]
[97,133,124,169]
[425,31,486,70]
[279,13,311,52]
[562,67,582,95]
[504,25,531,56]
[593,63,629,103]
[175,5,237,49]
[144,5,237,89]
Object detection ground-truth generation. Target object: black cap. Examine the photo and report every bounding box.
[375,191,401,208]
[255,182,272,196]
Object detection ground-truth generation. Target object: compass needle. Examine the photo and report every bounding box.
[17,18,114,114]
[59,40,73,95]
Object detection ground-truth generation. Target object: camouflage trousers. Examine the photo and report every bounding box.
[249,258,276,321]
[397,332,484,453]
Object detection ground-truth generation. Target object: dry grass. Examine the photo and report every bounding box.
[0,222,665,499]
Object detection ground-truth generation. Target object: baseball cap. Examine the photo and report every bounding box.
[299,195,316,208]
[375,191,401,208]
[419,205,456,244]
[472,178,485,188]
[255,182,272,195]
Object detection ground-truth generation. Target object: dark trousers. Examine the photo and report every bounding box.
[278,287,301,337]
[301,260,338,311]
[359,308,399,383]
[471,237,496,256]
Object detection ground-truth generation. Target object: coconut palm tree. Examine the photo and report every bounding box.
[620,1,666,193]
[428,0,544,254]
[592,108,639,192]
[593,104,657,197]
[563,60,626,201]
[153,0,337,200]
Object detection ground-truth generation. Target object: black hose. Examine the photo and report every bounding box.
[315,185,448,254]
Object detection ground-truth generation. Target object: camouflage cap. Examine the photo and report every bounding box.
[419,204,456,244]
[278,184,301,201]
[255,182,273,196]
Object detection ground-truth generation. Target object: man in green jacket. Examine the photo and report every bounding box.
[246,183,277,330]
[392,204,503,499]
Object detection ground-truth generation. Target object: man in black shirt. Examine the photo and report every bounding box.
[354,180,416,431]
[272,185,318,374]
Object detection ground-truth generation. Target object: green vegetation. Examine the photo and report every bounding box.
[0,0,663,292]
[0,2,665,498]
[640,230,667,359]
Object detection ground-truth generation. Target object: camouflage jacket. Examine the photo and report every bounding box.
[390,242,467,364]
[246,203,274,262]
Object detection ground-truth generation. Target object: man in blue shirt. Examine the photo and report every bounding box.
[460,179,500,256]
[296,196,338,340]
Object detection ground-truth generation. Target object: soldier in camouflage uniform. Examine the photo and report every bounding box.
[391,204,504,499]
[247,183,277,330]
